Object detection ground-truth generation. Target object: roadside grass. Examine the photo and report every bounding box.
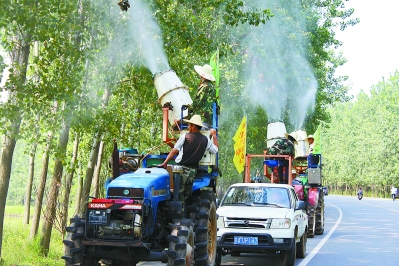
[1,206,64,266]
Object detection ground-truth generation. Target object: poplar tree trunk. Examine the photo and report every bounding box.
[61,133,80,231]
[0,125,20,258]
[23,143,37,224]
[91,140,104,198]
[74,162,83,216]
[40,118,70,255]
[0,33,30,258]
[78,133,101,214]
[30,130,53,238]
[78,69,112,213]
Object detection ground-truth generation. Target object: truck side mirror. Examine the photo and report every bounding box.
[295,200,306,210]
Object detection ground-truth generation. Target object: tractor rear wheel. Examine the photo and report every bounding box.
[315,189,325,235]
[307,206,316,238]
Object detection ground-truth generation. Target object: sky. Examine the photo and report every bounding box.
[334,0,399,97]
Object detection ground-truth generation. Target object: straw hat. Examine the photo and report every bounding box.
[194,64,216,81]
[307,135,314,141]
[183,115,204,127]
[284,131,297,143]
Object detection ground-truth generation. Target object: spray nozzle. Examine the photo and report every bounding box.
[118,0,130,11]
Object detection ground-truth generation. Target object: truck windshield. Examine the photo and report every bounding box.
[221,186,290,208]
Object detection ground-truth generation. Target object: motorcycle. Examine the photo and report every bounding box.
[357,191,363,200]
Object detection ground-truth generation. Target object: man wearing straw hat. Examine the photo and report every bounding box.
[191,64,216,127]
[307,135,315,154]
[160,115,218,204]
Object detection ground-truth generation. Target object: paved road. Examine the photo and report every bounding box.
[218,195,399,266]
[139,195,399,266]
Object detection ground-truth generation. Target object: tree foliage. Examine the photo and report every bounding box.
[323,71,399,197]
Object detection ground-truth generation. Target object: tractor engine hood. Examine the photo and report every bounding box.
[106,168,170,200]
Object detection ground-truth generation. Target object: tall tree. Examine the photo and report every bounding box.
[40,112,70,255]
[0,31,31,257]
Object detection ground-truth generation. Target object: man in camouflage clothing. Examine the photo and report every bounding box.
[267,137,295,183]
[191,64,216,126]
[267,138,295,156]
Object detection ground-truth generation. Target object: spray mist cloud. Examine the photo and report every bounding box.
[241,0,317,130]
[126,0,169,74]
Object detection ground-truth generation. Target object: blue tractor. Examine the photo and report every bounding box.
[62,70,219,266]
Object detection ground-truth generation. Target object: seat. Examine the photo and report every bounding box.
[308,154,321,168]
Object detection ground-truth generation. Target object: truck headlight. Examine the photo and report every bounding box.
[217,216,225,228]
[270,218,291,229]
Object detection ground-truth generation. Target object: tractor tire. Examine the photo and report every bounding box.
[164,218,195,266]
[306,206,316,238]
[62,216,99,266]
[315,189,325,235]
[188,190,217,266]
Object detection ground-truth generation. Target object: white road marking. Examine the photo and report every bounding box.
[298,203,342,266]
[356,201,399,214]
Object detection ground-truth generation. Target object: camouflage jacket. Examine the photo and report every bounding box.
[191,80,216,124]
[267,138,295,156]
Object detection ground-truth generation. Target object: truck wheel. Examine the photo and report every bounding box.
[188,190,217,266]
[283,238,296,266]
[164,218,195,266]
[296,231,307,258]
[215,248,222,266]
[62,216,99,266]
[307,206,316,238]
[315,189,325,235]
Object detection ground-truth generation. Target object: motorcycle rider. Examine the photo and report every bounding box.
[391,185,397,201]
[357,187,363,200]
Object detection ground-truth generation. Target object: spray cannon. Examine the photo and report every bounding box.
[118,0,130,11]
[153,69,193,126]
[290,129,309,159]
[266,121,287,148]
[265,121,310,159]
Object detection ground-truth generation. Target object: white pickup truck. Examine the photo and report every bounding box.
[216,183,308,266]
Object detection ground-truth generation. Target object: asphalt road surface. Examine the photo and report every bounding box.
[139,195,399,266]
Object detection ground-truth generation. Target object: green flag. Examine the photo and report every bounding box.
[209,49,220,104]
[313,124,322,154]
[209,49,219,86]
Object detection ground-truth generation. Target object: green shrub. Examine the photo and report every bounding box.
[2,206,63,266]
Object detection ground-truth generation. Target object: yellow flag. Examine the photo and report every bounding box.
[233,116,247,174]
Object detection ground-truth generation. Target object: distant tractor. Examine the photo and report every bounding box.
[244,121,325,238]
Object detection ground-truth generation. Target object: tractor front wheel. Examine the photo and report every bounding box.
[164,218,195,266]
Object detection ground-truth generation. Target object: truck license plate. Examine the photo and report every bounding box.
[234,236,258,245]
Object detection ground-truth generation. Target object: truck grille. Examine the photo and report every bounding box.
[226,217,269,229]
[108,188,144,199]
